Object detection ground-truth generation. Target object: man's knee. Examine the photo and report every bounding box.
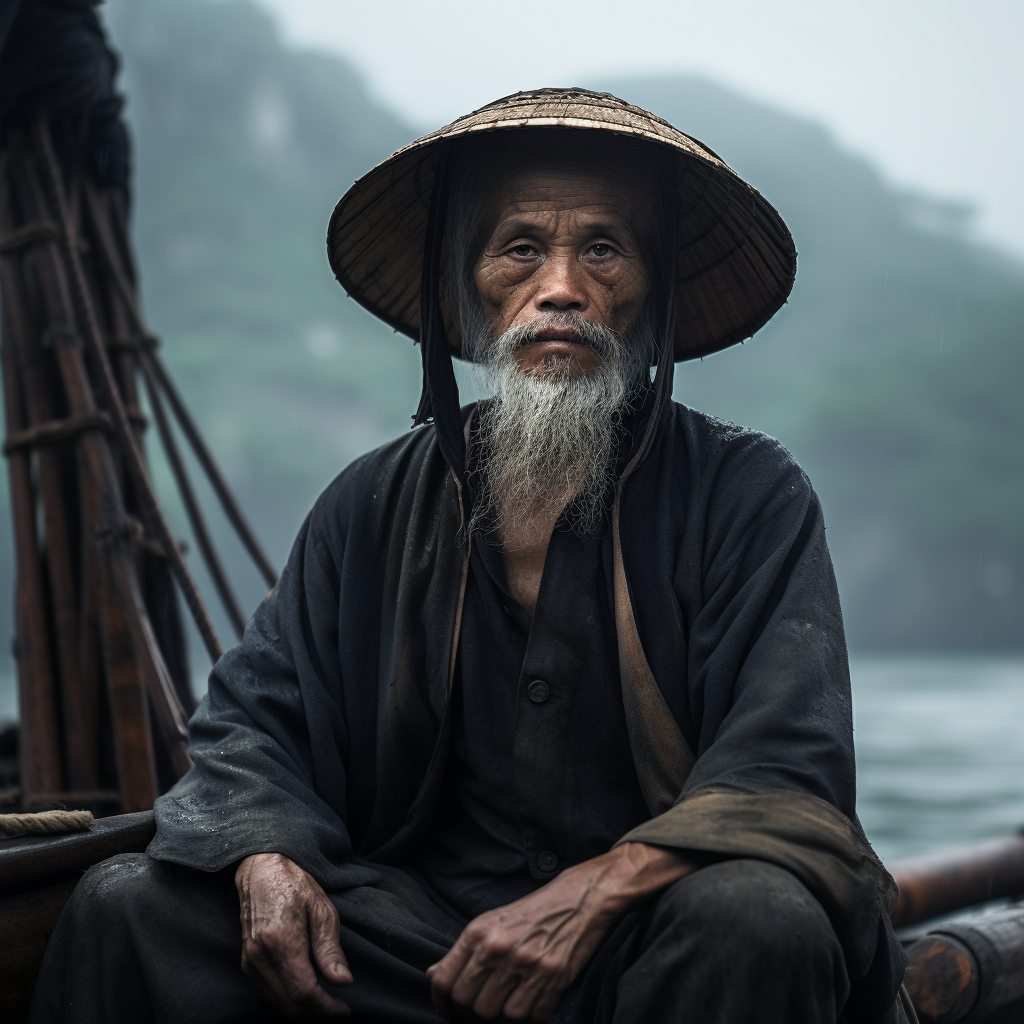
[69,853,200,939]
[614,859,850,1023]
[32,855,256,1023]
[651,858,841,968]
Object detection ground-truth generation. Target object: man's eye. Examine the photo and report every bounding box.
[508,244,536,258]
[589,243,614,257]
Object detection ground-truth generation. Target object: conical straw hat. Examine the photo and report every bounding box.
[327,87,796,361]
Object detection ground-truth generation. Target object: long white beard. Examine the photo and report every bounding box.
[470,312,650,548]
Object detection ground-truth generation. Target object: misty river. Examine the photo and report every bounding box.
[3,656,1023,864]
[853,656,1024,861]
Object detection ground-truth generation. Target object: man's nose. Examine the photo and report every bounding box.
[534,256,589,312]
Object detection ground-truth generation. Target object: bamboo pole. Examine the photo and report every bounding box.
[78,505,104,781]
[97,548,159,812]
[10,144,191,783]
[0,195,96,792]
[0,185,62,800]
[92,198,194,720]
[97,195,147,494]
[9,149,157,800]
[32,120,224,666]
[145,349,279,590]
[141,361,248,638]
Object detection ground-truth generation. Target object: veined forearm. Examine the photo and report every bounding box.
[575,841,698,920]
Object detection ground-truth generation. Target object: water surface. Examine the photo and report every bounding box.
[853,655,1024,862]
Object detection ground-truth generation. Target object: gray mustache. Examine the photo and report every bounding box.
[501,313,621,359]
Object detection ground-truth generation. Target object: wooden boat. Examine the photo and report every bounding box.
[0,812,155,1020]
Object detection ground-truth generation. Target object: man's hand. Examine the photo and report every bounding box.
[427,842,694,1022]
[235,852,352,1019]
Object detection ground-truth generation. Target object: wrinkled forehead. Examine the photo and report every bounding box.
[474,129,659,226]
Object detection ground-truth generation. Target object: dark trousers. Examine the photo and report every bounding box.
[28,854,848,1023]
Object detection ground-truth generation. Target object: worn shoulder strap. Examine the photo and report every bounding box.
[611,492,696,816]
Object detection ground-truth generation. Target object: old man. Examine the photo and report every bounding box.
[32,89,909,1024]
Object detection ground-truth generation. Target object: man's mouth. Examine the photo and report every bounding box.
[531,326,588,344]
[522,338,594,366]
[522,329,592,353]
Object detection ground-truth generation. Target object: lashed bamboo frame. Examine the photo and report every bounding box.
[0,115,278,812]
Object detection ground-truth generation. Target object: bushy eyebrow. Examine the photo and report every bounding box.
[489,213,636,244]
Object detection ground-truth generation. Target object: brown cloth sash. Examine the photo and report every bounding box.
[611,494,696,815]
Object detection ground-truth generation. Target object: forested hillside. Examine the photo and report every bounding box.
[0,0,1020,689]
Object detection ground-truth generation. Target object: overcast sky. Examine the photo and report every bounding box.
[250,0,1024,262]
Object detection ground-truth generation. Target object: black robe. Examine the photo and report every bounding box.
[149,396,904,1022]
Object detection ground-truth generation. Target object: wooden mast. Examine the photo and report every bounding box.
[0,116,277,812]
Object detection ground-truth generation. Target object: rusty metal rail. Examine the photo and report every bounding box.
[904,906,1024,1023]
[889,833,1024,929]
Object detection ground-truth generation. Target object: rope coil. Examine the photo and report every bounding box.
[0,808,94,837]
[0,219,60,252]
[2,409,113,455]
[106,333,159,354]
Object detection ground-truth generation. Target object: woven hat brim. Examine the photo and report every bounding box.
[327,90,796,361]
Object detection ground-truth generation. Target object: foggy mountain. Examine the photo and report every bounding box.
[0,0,1020,686]
[601,78,1024,648]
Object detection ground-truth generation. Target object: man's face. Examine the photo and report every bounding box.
[472,156,652,378]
